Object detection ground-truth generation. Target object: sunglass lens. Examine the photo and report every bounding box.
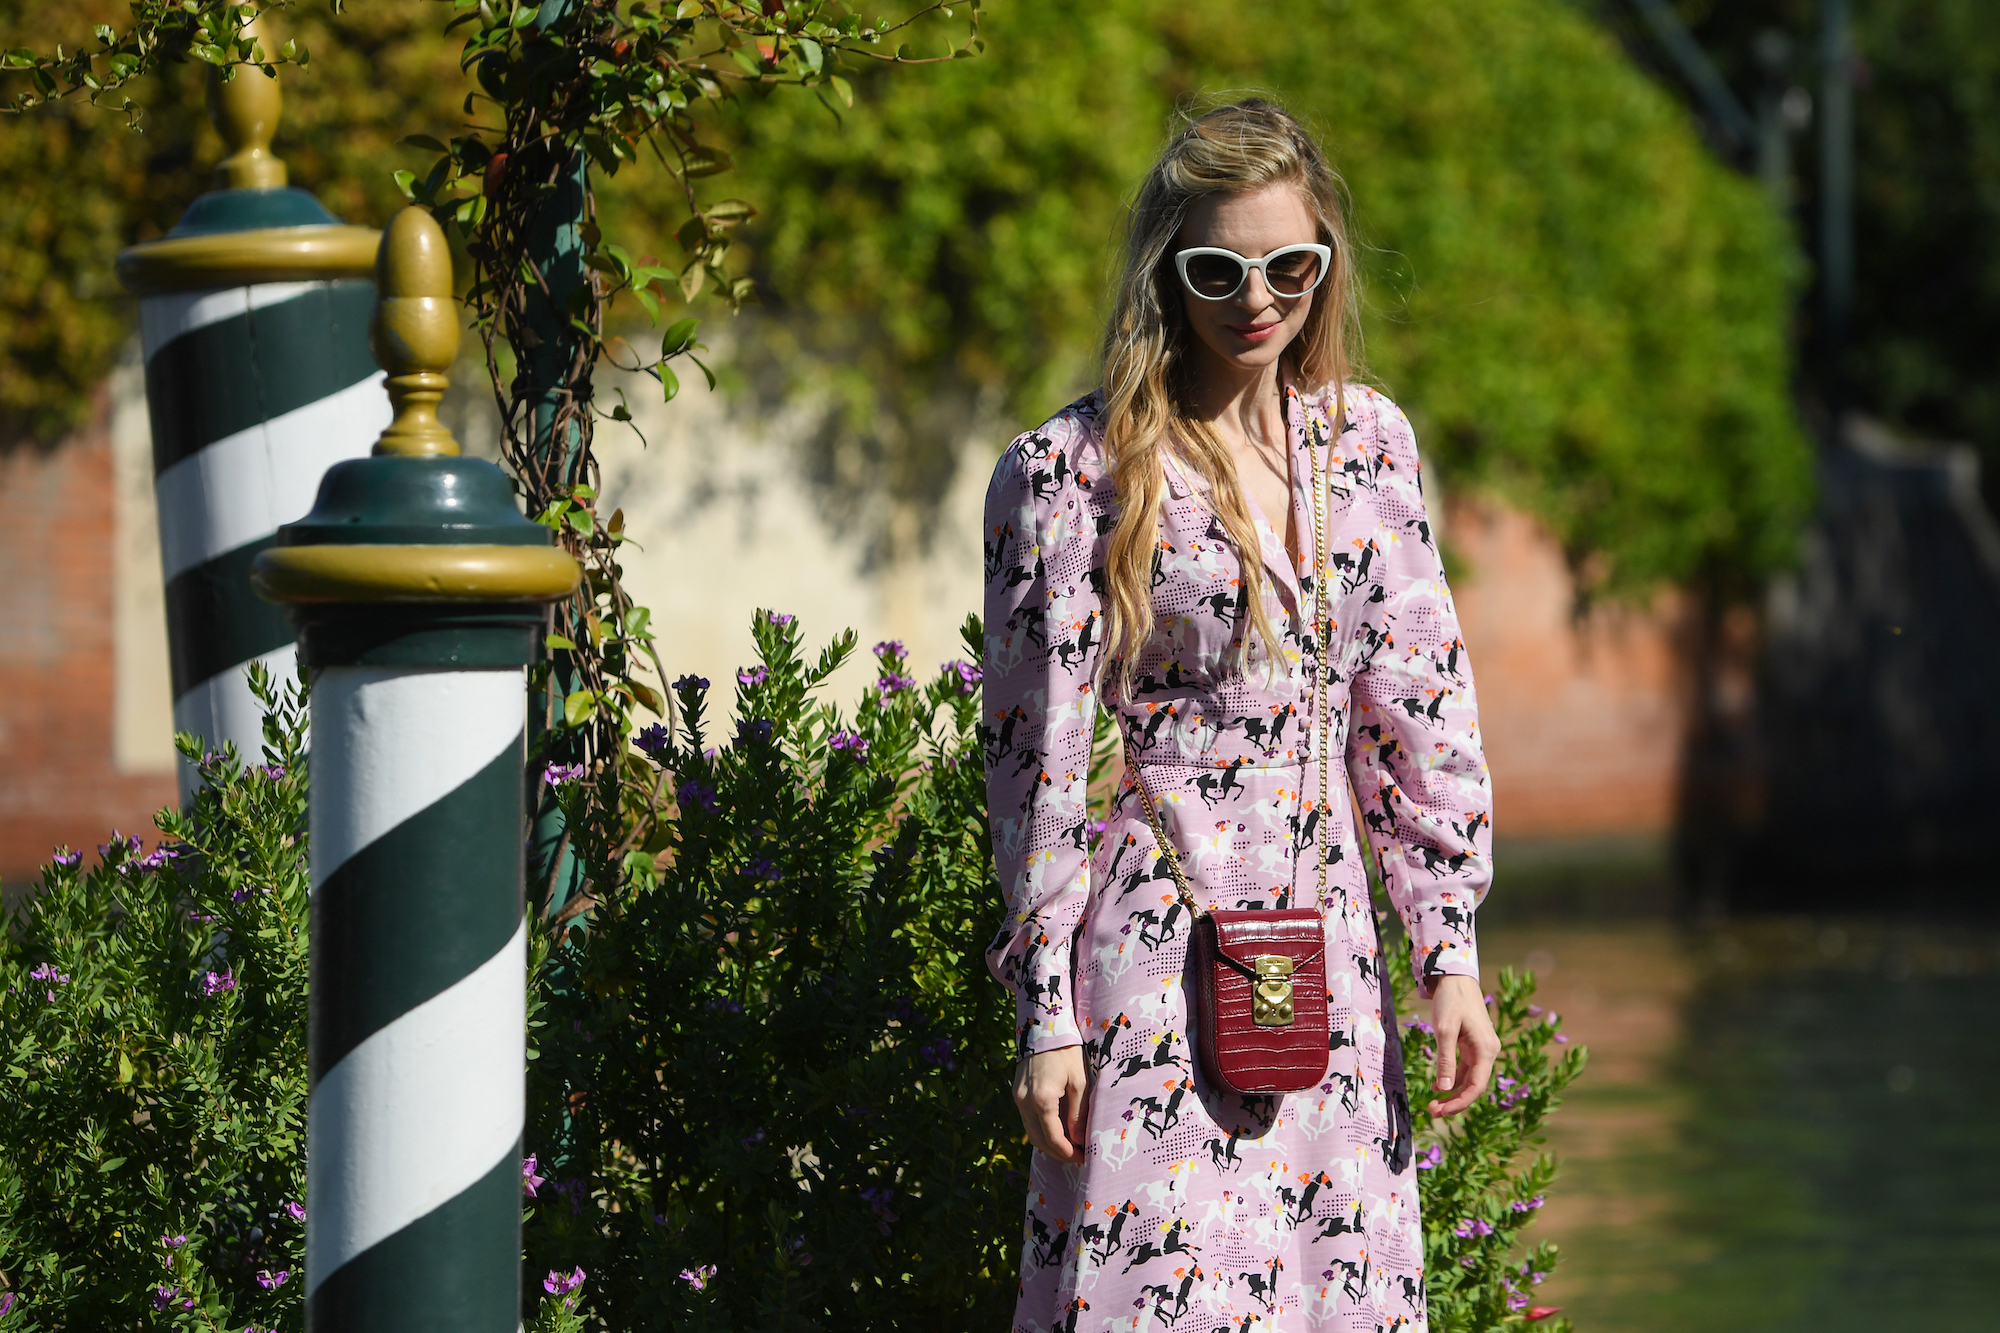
[1184,253,1245,298]
[1265,249,1323,296]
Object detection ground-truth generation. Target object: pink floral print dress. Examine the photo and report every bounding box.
[982,382,1493,1332]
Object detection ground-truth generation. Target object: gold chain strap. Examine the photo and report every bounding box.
[1122,397,1334,919]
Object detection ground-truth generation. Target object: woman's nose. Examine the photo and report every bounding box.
[1236,267,1277,309]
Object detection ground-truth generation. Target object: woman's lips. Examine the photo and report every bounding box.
[1228,322,1281,342]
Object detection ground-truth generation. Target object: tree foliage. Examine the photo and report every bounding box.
[724,0,1813,593]
[1664,0,2000,508]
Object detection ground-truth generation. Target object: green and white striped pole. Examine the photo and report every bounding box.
[118,55,386,796]
[253,207,579,1331]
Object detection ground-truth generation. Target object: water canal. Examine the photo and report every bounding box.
[1480,895,2000,1330]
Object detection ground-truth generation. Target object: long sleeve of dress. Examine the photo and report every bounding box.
[981,414,1104,1056]
[1344,395,1493,995]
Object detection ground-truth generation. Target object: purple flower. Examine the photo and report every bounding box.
[676,780,718,813]
[98,832,141,858]
[633,723,670,758]
[255,1269,289,1290]
[258,764,286,781]
[1483,992,1496,1005]
[1415,1144,1443,1171]
[136,844,180,871]
[1512,1195,1546,1213]
[887,996,927,1026]
[28,964,68,985]
[1527,1005,1543,1017]
[50,846,80,868]
[877,672,917,694]
[672,674,710,693]
[946,660,982,694]
[202,970,237,997]
[873,639,906,660]
[785,1236,813,1267]
[160,1232,188,1248]
[828,729,870,760]
[544,763,586,786]
[766,611,795,626]
[918,1037,958,1071]
[735,717,772,746]
[740,1129,765,1150]
[706,997,745,1014]
[678,1263,717,1291]
[1554,1033,1570,1043]
[0,1292,13,1317]
[521,1154,546,1197]
[1508,1292,1530,1312]
[743,857,779,881]
[152,1285,179,1311]
[284,1201,305,1222]
[859,1186,899,1235]
[1405,1018,1435,1035]
[1452,1218,1495,1239]
[543,1266,586,1297]
[736,666,769,686]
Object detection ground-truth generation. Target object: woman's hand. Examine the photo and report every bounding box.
[1013,1045,1089,1163]
[1427,973,1500,1118]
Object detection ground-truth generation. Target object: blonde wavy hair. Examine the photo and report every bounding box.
[1099,98,1361,697]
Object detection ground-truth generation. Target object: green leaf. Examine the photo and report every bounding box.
[392,169,417,199]
[97,1157,126,1173]
[563,690,596,728]
[659,363,680,403]
[545,634,580,651]
[661,316,700,356]
[704,198,757,227]
[510,3,540,27]
[829,74,854,108]
[400,133,449,152]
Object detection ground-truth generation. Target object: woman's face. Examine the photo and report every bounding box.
[1175,183,1320,378]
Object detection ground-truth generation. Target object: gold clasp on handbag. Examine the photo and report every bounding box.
[1252,955,1295,1027]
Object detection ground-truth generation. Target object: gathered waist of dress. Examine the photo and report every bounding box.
[1123,748,1314,773]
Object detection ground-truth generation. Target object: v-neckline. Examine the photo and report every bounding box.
[1236,385,1304,608]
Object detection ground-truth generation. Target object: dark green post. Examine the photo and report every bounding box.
[253,208,580,1332]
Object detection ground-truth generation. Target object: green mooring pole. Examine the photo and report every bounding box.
[522,0,591,922]
[253,207,580,1332]
[117,53,384,798]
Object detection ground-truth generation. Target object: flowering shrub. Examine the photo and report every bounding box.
[0,631,1584,1332]
[522,612,1021,1329]
[1388,939,1587,1332]
[0,664,309,1331]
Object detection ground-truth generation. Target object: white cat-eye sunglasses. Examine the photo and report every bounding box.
[1173,243,1333,301]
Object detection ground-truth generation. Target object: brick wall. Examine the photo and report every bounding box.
[0,386,175,889]
[1446,497,1688,840]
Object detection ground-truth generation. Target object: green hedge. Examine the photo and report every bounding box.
[721,0,1812,593]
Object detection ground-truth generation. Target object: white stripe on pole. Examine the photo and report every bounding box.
[173,642,300,782]
[308,667,528,891]
[138,281,327,359]
[154,373,390,581]
[302,918,527,1298]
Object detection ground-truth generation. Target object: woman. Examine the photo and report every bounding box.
[982,100,1499,1332]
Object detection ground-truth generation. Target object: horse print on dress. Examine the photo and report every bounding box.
[986,384,1492,1330]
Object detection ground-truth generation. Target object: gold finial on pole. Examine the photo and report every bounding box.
[370,207,463,458]
[208,18,288,190]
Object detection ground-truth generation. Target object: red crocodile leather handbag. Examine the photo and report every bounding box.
[1190,908,1331,1094]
